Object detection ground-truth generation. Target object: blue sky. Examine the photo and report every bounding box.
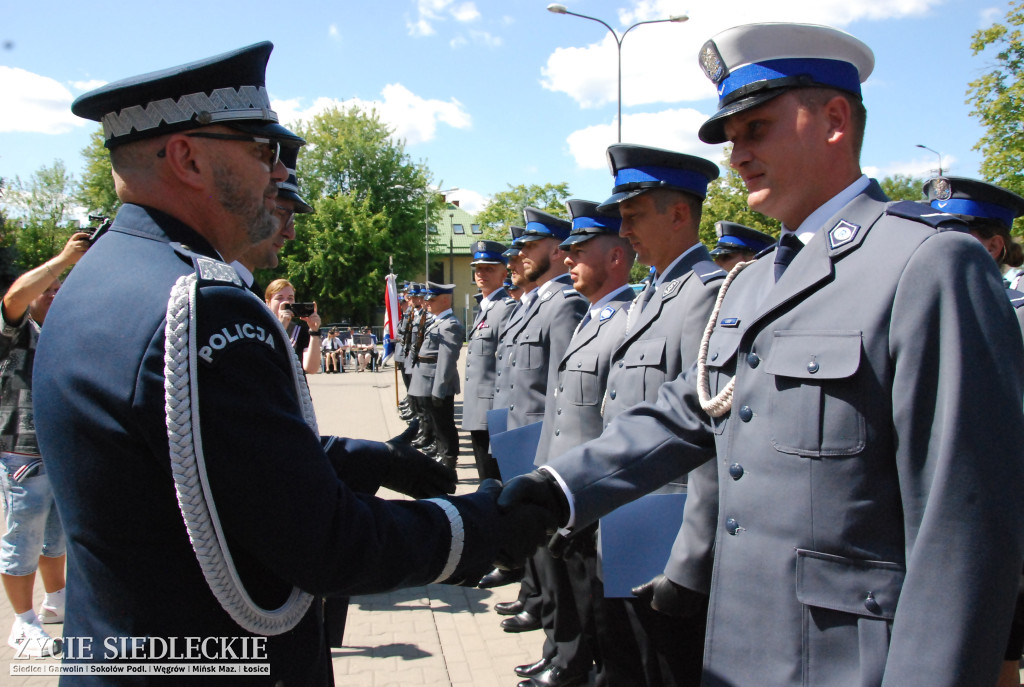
[0,0,1010,216]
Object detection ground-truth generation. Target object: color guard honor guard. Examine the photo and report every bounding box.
[501,21,1024,687]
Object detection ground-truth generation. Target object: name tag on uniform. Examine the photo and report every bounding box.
[720,317,740,328]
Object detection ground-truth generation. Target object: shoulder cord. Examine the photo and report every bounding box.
[164,274,314,635]
[696,260,756,418]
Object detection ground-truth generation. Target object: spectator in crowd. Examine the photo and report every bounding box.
[2,232,90,658]
[265,278,322,374]
[322,327,345,373]
[354,326,378,372]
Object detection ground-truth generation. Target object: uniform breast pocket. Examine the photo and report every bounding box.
[623,337,667,393]
[516,330,544,370]
[705,329,742,435]
[565,352,600,405]
[764,331,865,457]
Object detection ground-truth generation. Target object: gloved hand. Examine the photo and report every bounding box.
[631,574,708,618]
[497,470,570,526]
[431,396,444,408]
[381,440,456,499]
[436,479,556,585]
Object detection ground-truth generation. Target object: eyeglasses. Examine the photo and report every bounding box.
[156,132,281,167]
[273,204,295,222]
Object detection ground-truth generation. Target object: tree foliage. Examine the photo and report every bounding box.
[76,127,120,219]
[2,160,79,273]
[477,182,571,242]
[276,105,439,323]
[879,174,926,202]
[968,0,1024,234]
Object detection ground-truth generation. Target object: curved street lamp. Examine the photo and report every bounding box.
[547,4,689,142]
[915,144,943,177]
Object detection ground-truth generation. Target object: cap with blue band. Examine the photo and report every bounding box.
[710,220,775,256]
[518,208,572,244]
[470,240,508,265]
[561,199,623,248]
[598,144,719,215]
[924,176,1024,230]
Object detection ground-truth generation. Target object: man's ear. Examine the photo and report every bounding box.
[159,135,206,191]
[823,94,852,146]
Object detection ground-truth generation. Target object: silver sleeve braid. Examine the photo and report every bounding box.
[164,274,314,635]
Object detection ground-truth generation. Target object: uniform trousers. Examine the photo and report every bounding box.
[426,395,458,467]
[534,541,595,675]
[469,430,500,481]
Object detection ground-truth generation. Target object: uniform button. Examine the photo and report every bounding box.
[747,353,760,368]
[577,361,582,368]
[498,354,503,359]
[555,429,560,436]
[711,352,718,361]
[864,592,881,614]
[609,390,617,400]
[510,404,514,411]
[807,360,819,374]
[639,353,645,360]
[738,406,753,422]
[559,385,564,392]
[557,408,562,415]
[725,518,741,535]
[618,361,624,368]
[728,463,744,480]
[497,371,501,376]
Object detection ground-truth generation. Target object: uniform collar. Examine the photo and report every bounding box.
[655,242,704,288]
[588,283,634,316]
[784,175,870,244]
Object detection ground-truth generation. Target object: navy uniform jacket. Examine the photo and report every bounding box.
[603,246,725,594]
[33,205,498,685]
[535,287,633,463]
[462,289,515,431]
[409,311,465,399]
[394,302,412,365]
[403,308,427,376]
[545,182,1024,686]
[495,274,587,430]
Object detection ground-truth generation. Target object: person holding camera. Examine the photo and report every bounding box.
[265,278,322,374]
[1,232,90,658]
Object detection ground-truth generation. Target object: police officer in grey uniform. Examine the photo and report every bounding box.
[405,284,436,447]
[410,282,465,469]
[517,201,635,687]
[463,241,515,480]
[708,221,775,272]
[585,146,726,686]
[501,23,1024,687]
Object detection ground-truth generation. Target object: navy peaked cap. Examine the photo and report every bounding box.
[598,144,719,214]
[710,221,775,255]
[424,282,455,298]
[517,208,572,244]
[72,41,303,148]
[277,145,313,214]
[470,240,509,265]
[924,177,1024,230]
[697,23,874,144]
[560,199,623,248]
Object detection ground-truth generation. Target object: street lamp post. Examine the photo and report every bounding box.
[915,144,943,177]
[547,3,688,142]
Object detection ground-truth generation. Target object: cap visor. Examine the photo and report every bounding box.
[558,233,598,249]
[596,189,649,215]
[230,120,306,146]
[698,89,788,144]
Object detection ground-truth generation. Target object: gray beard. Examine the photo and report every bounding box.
[213,164,277,244]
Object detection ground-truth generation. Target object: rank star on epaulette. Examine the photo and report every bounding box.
[599,305,615,322]
[828,220,860,250]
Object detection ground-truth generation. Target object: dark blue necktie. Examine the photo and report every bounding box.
[774,234,804,282]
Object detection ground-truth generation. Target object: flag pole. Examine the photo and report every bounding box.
[389,257,400,408]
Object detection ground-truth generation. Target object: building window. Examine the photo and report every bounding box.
[453,223,465,234]
[471,224,482,234]
[428,225,438,234]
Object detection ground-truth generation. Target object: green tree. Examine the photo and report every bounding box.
[699,151,781,248]
[476,182,571,241]
[968,0,1024,234]
[279,105,438,323]
[76,127,120,219]
[2,160,80,272]
[880,174,925,202]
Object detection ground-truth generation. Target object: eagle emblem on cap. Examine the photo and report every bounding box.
[699,40,727,84]
[932,177,952,201]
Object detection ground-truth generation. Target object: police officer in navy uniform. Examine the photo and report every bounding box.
[501,23,1024,687]
[33,42,551,685]
[708,220,775,272]
[462,241,515,480]
[517,201,636,687]
[410,282,465,469]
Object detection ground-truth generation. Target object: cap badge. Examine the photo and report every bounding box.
[699,40,727,85]
[932,177,952,201]
[828,220,861,250]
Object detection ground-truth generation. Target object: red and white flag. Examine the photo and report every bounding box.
[384,273,400,341]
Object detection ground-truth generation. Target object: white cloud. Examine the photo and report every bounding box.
[469,30,502,47]
[862,154,954,180]
[566,108,724,170]
[71,79,106,91]
[272,83,471,146]
[451,2,480,22]
[447,188,488,214]
[979,7,1002,25]
[544,0,944,108]
[409,0,496,43]
[328,24,340,41]
[0,67,87,134]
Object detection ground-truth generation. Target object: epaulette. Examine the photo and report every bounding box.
[1008,288,1024,310]
[561,287,580,297]
[171,243,243,288]
[885,201,967,231]
[692,259,727,284]
[503,297,516,306]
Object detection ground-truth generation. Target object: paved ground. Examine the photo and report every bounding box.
[1,354,545,686]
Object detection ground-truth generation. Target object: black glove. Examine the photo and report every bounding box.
[436,479,556,585]
[631,574,708,619]
[431,396,444,408]
[497,470,570,526]
[381,439,456,499]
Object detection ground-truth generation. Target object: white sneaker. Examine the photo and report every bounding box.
[38,602,64,624]
[8,618,61,658]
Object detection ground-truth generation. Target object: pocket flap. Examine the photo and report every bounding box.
[765,331,861,379]
[795,548,904,619]
[518,329,542,344]
[706,329,741,369]
[566,351,598,373]
[623,337,665,367]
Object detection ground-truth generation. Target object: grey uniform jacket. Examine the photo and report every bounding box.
[546,182,1024,686]
[602,245,726,594]
[535,286,635,463]
[403,309,427,376]
[409,312,465,399]
[493,274,587,430]
[462,289,516,431]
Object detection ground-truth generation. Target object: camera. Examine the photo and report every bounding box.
[283,302,316,318]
